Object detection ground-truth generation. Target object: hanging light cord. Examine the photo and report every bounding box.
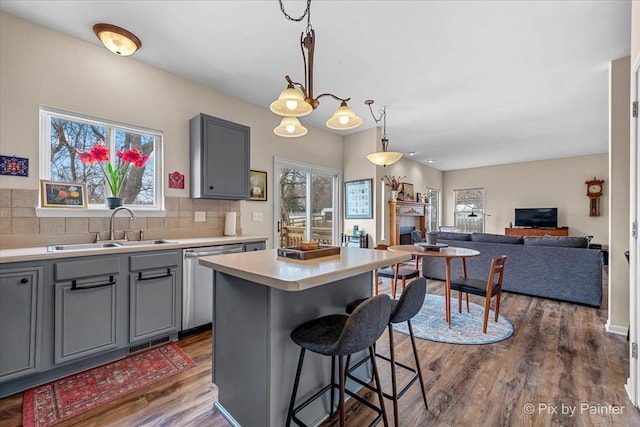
[279,0,312,27]
[367,101,388,139]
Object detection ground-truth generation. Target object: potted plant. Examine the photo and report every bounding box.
[76,144,150,208]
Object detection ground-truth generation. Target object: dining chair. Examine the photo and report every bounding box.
[375,244,419,298]
[449,255,507,333]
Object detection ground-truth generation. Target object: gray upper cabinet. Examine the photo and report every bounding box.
[190,113,250,200]
[0,264,44,382]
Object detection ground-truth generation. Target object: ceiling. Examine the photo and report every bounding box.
[0,0,632,171]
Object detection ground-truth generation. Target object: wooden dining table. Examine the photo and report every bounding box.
[388,245,481,326]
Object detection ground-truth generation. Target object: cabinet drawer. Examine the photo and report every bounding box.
[245,242,266,252]
[129,251,179,271]
[54,257,120,282]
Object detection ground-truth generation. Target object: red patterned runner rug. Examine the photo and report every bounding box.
[22,342,196,427]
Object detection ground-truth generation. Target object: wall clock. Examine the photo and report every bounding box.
[585,177,604,217]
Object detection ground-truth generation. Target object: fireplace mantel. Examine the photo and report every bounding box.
[389,201,427,246]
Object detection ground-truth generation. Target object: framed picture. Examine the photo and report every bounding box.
[40,180,87,208]
[250,170,267,201]
[345,179,373,219]
[401,183,414,201]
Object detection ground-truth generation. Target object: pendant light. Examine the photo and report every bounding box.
[93,23,142,56]
[271,0,362,137]
[365,100,403,167]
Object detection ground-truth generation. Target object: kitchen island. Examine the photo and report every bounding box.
[199,247,411,427]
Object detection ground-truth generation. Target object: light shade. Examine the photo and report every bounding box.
[325,102,363,130]
[274,117,308,137]
[93,23,141,56]
[366,151,403,167]
[270,86,313,117]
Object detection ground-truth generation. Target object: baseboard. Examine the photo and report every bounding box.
[605,321,628,336]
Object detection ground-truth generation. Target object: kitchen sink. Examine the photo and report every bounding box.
[47,242,123,252]
[117,239,176,246]
[46,240,176,252]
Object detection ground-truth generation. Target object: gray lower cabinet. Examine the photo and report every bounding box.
[0,264,44,382]
[245,241,266,252]
[129,251,181,343]
[53,256,122,364]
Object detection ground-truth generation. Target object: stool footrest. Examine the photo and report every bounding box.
[291,380,385,427]
[346,352,421,401]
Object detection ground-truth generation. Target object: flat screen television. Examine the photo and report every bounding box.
[514,208,558,228]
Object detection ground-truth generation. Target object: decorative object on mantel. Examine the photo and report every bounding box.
[0,155,29,177]
[76,143,150,208]
[383,175,405,201]
[93,23,142,56]
[40,180,87,208]
[270,0,362,137]
[401,182,414,201]
[365,99,403,167]
[585,177,604,217]
[22,342,195,427]
[168,171,185,189]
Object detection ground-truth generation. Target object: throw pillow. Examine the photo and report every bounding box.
[470,233,524,244]
[523,236,589,248]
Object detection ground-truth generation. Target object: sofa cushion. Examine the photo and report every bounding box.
[523,236,589,248]
[470,233,523,244]
[437,232,471,241]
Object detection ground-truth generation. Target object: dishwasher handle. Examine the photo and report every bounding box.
[184,248,244,258]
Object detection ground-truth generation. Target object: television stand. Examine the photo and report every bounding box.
[505,227,569,237]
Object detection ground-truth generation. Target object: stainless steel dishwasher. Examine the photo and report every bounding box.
[182,244,244,333]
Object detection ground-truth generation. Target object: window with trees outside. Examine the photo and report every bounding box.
[454,188,485,233]
[40,107,162,210]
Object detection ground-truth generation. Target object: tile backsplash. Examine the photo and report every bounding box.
[0,188,242,249]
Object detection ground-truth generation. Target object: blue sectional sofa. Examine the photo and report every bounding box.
[420,232,603,307]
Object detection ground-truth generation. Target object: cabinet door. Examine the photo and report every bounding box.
[0,266,43,381]
[129,268,178,343]
[244,241,266,252]
[190,113,250,200]
[54,275,118,364]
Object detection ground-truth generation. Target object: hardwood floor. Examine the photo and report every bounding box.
[1,268,638,426]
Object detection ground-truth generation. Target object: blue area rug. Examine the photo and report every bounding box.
[393,294,514,345]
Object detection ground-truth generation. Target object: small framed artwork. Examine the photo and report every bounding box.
[345,179,373,219]
[401,183,414,201]
[250,170,267,201]
[40,180,87,208]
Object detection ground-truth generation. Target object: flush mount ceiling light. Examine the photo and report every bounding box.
[365,100,403,167]
[93,23,142,56]
[270,0,363,137]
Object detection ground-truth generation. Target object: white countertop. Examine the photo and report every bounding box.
[199,247,412,292]
[0,236,268,264]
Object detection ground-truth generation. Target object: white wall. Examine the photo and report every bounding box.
[609,56,631,331]
[0,11,344,248]
[441,154,609,244]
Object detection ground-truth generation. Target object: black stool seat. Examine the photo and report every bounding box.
[291,314,349,355]
[345,277,429,427]
[286,294,392,427]
[450,276,501,297]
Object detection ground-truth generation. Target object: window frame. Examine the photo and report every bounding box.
[38,106,165,217]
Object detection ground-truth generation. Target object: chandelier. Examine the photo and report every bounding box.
[365,100,403,167]
[270,0,363,137]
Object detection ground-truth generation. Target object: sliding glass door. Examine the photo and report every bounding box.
[274,158,341,248]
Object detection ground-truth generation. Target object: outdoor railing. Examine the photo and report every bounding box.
[280,225,333,248]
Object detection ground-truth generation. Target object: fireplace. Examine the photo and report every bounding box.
[399,226,415,245]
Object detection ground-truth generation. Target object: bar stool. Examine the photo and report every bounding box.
[286,294,392,427]
[345,277,429,427]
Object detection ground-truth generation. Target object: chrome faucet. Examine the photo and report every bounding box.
[109,206,136,241]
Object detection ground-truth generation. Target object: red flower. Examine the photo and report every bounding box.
[76,144,109,164]
[76,144,151,198]
[117,149,150,168]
